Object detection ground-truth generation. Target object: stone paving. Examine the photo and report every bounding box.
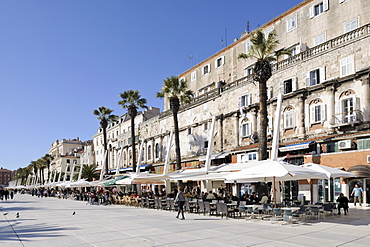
[1,194,370,247]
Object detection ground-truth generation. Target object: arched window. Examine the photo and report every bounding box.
[283,106,295,129]
[309,98,326,124]
[148,145,151,160]
[155,143,159,159]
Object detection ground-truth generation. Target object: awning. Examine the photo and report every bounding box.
[109,164,152,173]
[278,142,312,152]
[199,152,230,161]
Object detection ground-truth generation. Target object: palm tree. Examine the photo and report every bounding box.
[93,106,118,176]
[80,164,99,181]
[41,154,53,183]
[157,76,193,171]
[118,90,148,173]
[238,29,290,160]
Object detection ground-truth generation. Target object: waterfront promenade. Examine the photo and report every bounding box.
[1,194,370,247]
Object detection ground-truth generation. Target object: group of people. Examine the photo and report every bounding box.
[0,188,14,200]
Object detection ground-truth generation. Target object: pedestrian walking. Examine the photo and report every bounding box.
[175,186,185,220]
[351,184,364,206]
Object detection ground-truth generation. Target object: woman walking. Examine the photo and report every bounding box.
[175,186,185,220]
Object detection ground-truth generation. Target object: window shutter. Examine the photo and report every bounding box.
[310,105,316,124]
[323,0,329,11]
[296,44,301,54]
[208,64,211,73]
[291,110,296,127]
[321,104,327,122]
[309,6,314,18]
[284,112,288,129]
[267,86,273,100]
[354,96,360,121]
[238,96,241,108]
[292,77,297,91]
[280,81,284,94]
[335,100,342,124]
[222,56,225,66]
[319,67,326,83]
[305,72,310,87]
[248,123,252,136]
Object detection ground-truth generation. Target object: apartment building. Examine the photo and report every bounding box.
[97,0,370,203]
[0,168,13,187]
[93,107,161,173]
[48,138,83,182]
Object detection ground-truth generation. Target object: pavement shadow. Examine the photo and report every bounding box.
[0,221,79,242]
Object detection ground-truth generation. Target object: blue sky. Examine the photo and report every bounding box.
[0,0,302,171]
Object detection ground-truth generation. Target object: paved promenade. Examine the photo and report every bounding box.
[1,194,370,247]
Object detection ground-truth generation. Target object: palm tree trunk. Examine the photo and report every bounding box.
[131,116,136,173]
[258,79,268,160]
[102,126,108,175]
[172,110,181,170]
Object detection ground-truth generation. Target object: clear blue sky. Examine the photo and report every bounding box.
[0,0,302,171]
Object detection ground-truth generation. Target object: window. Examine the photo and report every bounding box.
[248,152,258,161]
[202,64,211,75]
[335,95,360,124]
[284,109,295,129]
[241,122,252,137]
[179,77,186,83]
[204,141,208,148]
[315,2,324,15]
[314,33,326,46]
[191,71,196,82]
[310,103,326,123]
[344,18,358,33]
[215,56,224,68]
[340,56,354,77]
[155,143,159,159]
[309,0,329,18]
[287,15,297,31]
[244,67,253,76]
[265,28,274,37]
[306,67,325,86]
[245,41,252,53]
[239,93,251,108]
[280,78,297,94]
[357,138,370,150]
[203,122,208,131]
[147,145,151,160]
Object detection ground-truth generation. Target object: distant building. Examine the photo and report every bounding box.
[0,168,13,187]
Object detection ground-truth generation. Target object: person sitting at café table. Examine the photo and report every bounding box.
[337,193,349,215]
[249,192,258,203]
[206,191,215,200]
[259,193,269,204]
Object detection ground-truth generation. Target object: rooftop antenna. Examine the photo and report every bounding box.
[246,21,250,33]
[188,55,193,67]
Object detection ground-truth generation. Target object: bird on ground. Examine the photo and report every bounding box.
[3,213,8,215]
[16,213,19,218]
[72,211,75,215]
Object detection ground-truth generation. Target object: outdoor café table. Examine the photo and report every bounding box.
[280,207,300,213]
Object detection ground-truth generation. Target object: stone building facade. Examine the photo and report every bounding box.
[94,0,370,203]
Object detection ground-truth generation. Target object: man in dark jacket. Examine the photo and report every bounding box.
[337,193,349,215]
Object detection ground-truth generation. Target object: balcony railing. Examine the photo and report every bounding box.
[275,23,369,71]
[331,110,364,126]
[158,24,370,120]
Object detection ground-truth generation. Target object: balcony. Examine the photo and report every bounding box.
[331,110,364,126]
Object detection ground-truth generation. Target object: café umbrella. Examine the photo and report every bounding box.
[225,160,327,207]
[103,175,130,186]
